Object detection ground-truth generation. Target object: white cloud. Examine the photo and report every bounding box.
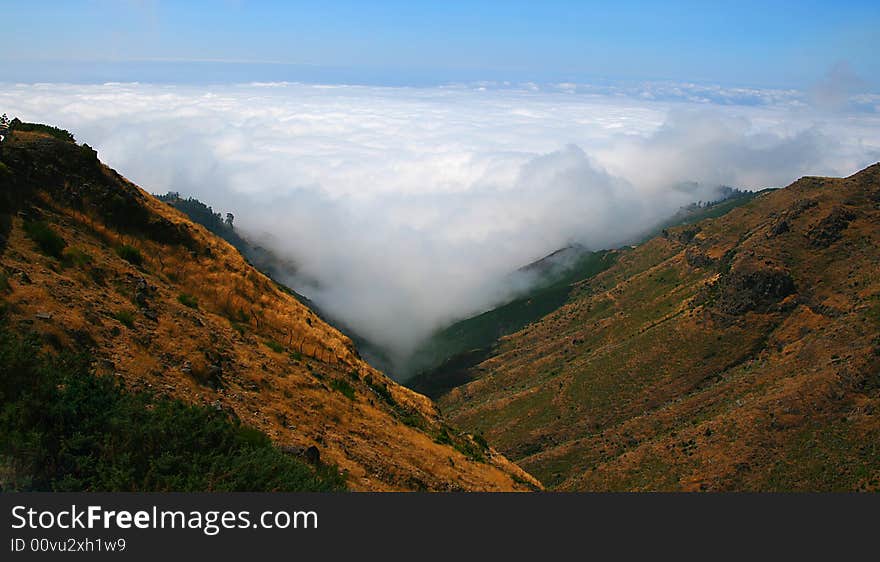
[2,81,879,375]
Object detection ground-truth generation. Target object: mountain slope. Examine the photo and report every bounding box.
[437,164,880,491]
[406,190,760,396]
[0,124,538,491]
[408,248,617,395]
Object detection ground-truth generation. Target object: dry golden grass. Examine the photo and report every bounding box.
[0,130,539,491]
[440,164,880,491]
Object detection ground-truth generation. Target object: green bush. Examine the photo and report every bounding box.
[177,293,198,309]
[23,220,66,258]
[365,374,395,406]
[0,328,345,492]
[330,379,356,401]
[9,120,75,143]
[113,310,135,328]
[115,244,143,266]
[264,339,285,353]
[62,247,92,267]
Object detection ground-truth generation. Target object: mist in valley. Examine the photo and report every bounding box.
[3,80,879,377]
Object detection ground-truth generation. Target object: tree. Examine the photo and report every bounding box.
[225,213,234,228]
[0,114,8,127]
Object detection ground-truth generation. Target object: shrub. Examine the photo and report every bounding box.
[0,327,345,491]
[434,428,453,445]
[9,120,75,143]
[364,374,395,406]
[264,340,285,353]
[62,247,92,267]
[177,293,198,309]
[23,220,66,258]
[113,310,135,328]
[472,432,490,451]
[115,244,143,266]
[330,379,356,401]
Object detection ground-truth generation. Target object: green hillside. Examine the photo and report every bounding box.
[406,190,760,397]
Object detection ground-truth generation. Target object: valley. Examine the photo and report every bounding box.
[0,122,538,492]
[435,165,880,490]
[2,119,878,492]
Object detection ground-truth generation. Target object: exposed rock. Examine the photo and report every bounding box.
[767,218,790,237]
[685,247,715,268]
[700,263,796,315]
[304,445,321,465]
[665,225,702,245]
[789,198,818,218]
[807,206,856,248]
[35,311,52,320]
[134,277,156,307]
[280,444,321,465]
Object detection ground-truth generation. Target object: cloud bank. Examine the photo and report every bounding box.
[2,82,879,375]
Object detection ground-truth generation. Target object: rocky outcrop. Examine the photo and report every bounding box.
[700,262,796,315]
[807,206,856,248]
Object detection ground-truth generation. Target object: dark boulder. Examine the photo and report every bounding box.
[767,218,790,237]
[699,262,796,316]
[685,247,715,268]
[807,206,856,248]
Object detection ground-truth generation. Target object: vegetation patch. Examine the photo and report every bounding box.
[8,119,76,143]
[177,293,199,309]
[115,244,143,266]
[62,247,92,267]
[330,379,356,400]
[364,374,395,406]
[113,309,136,328]
[0,328,345,491]
[263,339,285,353]
[23,220,66,258]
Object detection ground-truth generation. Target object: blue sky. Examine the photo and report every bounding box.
[2,1,879,89]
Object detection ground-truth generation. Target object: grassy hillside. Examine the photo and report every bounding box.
[645,188,768,238]
[437,164,880,491]
[156,192,401,375]
[407,191,759,398]
[408,250,617,396]
[0,123,539,491]
[155,193,315,302]
[0,326,344,491]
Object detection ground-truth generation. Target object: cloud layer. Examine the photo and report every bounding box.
[3,82,879,375]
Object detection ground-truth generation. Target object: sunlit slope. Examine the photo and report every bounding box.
[0,125,539,491]
[439,164,880,491]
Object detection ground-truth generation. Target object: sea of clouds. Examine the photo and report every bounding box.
[2,80,879,374]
